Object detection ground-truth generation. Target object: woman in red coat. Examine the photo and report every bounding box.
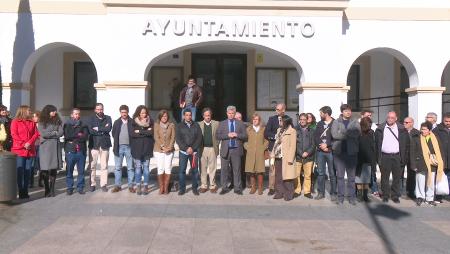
[11,105,39,199]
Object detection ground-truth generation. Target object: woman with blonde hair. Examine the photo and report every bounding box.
[11,105,40,199]
[153,109,175,194]
[244,113,268,195]
[410,121,445,206]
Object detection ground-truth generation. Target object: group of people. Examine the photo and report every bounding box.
[3,76,450,205]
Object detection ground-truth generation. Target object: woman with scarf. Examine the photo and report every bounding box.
[38,105,63,197]
[130,105,155,195]
[11,105,40,199]
[271,115,297,201]
[410,121,445,206]
[153,109,175,194]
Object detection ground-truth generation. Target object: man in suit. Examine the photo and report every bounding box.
[216,105,248,195]
[403,116,419,199]
[264,103,290,195]
[198,108,220,193]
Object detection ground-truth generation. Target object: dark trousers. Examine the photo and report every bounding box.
[178,153,199,192]
[380,154,402,199]
[17,156,33,196]
[406,163,416,198]
[316,151,336,195]
[220,148,242,191]
[66,152,86,191]
[274,159,294,200]
[334,153,357,201]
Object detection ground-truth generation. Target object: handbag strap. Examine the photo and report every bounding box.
[387,127,399,141]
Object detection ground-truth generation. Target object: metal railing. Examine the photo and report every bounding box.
[348,93,408,124]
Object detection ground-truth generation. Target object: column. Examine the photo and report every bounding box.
[298,83,349,118]
[406,86,446,128]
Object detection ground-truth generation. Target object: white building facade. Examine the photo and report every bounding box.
[1,0,450,126]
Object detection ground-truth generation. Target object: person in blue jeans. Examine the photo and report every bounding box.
[130,105,154,195]
[175,109,203,196]
[179,75,203,122]
[314,106,337,201]
[111,105,135,193]
[64,108,89,195]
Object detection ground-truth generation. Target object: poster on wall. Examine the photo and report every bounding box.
[151,67,183,110]
[257,69,285,109]
[287,69,300,110]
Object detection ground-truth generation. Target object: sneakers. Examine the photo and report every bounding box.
[128,187,136,193]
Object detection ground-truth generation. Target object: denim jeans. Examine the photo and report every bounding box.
[334,153,357,201]
[371,167,379,193]
[114,145,134,187]
[178,152,199,192]
[17,156,33,195]
[316,151,336,195]
[134,158,150,186]
[66,151,86,191]
[181,106,197,122]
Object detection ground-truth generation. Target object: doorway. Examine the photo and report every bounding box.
[192,54,247,121]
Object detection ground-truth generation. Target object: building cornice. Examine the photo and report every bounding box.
[297,83,350,92]
[405,86,446,95]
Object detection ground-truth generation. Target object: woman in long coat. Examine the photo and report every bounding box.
[244,113,268,195]
[410,121,445,206]
[38,105,63,197]
[271,115,297,201]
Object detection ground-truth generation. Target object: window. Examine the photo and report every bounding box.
[256,68,299,111]
[74,62,97,109]
[347,64,360,111]
[150,67,184,110]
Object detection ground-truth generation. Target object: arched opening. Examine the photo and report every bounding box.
[346,48,418,124]
[144,41,303,122]
[442,61,450,114]
[22,42,98,117]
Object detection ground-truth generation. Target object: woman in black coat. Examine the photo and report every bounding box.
[356,117,376,202]
[130,105,154,195]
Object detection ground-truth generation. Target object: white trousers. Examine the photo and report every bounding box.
[415,171,435,201]
[154,151,174,175]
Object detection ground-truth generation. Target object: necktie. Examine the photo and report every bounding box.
[230,120,236,147]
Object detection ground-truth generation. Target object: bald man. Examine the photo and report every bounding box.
[375,111,410,203]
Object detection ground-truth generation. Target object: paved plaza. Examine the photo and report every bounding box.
[1,168,450,254]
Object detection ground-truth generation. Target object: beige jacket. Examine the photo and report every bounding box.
[153,122,175,153]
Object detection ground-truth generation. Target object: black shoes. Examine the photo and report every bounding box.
[234,190,243,195]
[304,193,313,199]
[382,197,389,203]
[314,193,325,200]
[90,186,96,192]
[192,189,199,196]
[78,189,86,195]
[219,189,230,195]
[66,189,74,196]
[101,186,108,192]
[267,189,275,196]
[178,190,185,196]
[416,198,423,206]
[392,198,400,204]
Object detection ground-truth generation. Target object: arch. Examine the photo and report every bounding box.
[21,42,99,84]
[143,40,304,83]
[345,47,419,88]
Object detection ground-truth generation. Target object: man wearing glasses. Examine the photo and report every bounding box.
[264,103,290,196]
[426,112,438,130]
[403,117,420,199]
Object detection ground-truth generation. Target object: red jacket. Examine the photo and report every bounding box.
[11,119,40,157]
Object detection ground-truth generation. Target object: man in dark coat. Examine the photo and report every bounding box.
[111,105,134,193]
[88,103,112,192]
[432,112,450,201]
[64,108,89,195]
[375,111,410,203]
[175,109,203,196]
[403,117,420,199]
[264,103,290,195]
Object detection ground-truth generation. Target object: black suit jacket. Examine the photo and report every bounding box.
[216,119,247,157]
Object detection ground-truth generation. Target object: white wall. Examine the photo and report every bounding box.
[34,47,64,111]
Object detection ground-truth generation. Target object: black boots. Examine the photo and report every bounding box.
[357,189,363,202]
[49,175,56,197]
[42,170,56,197]
[363,189,370,202]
